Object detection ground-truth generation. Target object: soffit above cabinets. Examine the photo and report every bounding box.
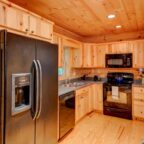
[9,0,144,37]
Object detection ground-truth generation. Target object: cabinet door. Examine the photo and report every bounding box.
[71,47,82,68]
[88,85,94,113]
[96,44,108,68]
[53,34,63,67]
[133,40,144,68]
[40,20,53,40]
[92,45,98,67]
[94,84,103,112]
[76,93,88,122]
[108,42,129,54]
[83,44,93,67]
[79,94,88,119]
[29,15,40,36]
[0,3,5,26]
[133,104,144,118]
[5,5,29,33]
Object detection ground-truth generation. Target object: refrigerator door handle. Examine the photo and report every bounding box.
[31,60,40,120]
[36,60,42,119]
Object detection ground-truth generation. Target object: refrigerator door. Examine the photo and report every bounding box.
[0,43,4,144]
[5,32,35,144]
[36,40,58,144]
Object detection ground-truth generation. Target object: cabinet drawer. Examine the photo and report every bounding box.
[133,93,144,101]
[133,105,144,118]
[76,87,89,96]
[133,87,144,94]
[133,100,144,106]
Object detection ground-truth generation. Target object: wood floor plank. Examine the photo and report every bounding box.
[59,113,144,144]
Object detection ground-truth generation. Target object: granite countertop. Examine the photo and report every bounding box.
[59,79,144,96]
[132,80,144,87]
[58,80,105,96]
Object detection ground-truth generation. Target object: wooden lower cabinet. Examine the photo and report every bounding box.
[133,86,144,120]
[75,87,89,122]
[75,83,103,122]
[93,84,103,112]
[88,84,95,113]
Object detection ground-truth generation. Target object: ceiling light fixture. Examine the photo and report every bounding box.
[107,14,116,19]
[116,25,122,29]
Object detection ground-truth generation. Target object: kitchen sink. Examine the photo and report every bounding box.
[62,82,85,87]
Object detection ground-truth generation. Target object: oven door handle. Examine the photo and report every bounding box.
[31,60,39,120]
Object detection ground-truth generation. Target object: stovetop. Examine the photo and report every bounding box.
[106,72,134,87]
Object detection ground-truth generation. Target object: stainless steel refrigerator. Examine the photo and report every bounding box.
[0,30,58,144]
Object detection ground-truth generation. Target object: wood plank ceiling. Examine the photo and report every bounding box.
[9,0,144,37]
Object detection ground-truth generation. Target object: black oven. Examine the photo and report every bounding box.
[105,53,132,68]
[59,91,75,140]
[103,84,132,119]
[103,72,134,120]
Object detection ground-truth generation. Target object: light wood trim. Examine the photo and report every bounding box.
[54,25,82,42]
[83,31,144,43]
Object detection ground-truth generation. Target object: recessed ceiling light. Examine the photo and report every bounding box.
[116,25,122,29]
[107,14,116,19]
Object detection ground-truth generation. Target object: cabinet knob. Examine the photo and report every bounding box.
[25,29,29,32]
[2,6,6,10]
[20,22,23,26]
[31,30,34,34]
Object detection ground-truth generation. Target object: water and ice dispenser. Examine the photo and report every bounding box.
[12,73,31,115]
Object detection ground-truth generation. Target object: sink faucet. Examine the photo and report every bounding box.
[65,78,70,85]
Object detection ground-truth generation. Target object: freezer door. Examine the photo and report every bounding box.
[5,32,35,144]
[36,40,58,144]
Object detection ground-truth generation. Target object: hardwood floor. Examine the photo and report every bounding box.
[59,113,144,144]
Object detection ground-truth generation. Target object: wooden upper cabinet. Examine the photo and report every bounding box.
[132,40,144,68]
[53,34,63,67]
[71,46,82,68]
[29,15,40,36]
[96,44,108,68]
[40,19,53,40]
[5,5,29,33]
[108,42,130,54]
[0,3,5,26]
[0,2,53,42]
[83,44,93,67]
[29,15,53,41]
[92,45,98,67]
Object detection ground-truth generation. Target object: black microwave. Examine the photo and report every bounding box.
[105,53,132,68]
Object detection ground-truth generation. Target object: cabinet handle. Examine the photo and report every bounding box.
[20,22,23,26]
[31,30,34,34]
[2,6,6,10]
[25,29,29,32]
